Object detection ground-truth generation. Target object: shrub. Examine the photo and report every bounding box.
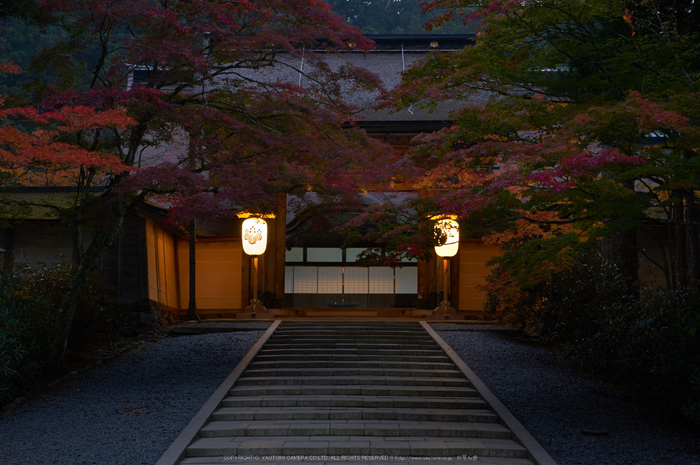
[0,265,62,405]
[24,261,120,350]
[0,261,119,406]
[485,259,700,427]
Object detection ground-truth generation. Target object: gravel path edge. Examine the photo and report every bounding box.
[156,321,281,465]
[422,321,558,465]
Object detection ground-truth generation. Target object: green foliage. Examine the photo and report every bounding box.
[0,264,61,405]
[0,261,119,406]
[382,0,700,289]
[24,261,121,349]
[487,259,700,427]
[0,17,66,101]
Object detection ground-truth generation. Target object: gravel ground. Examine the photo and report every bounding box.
[1,324,698,465]
[436,330,700,465]
[0,330,265,465]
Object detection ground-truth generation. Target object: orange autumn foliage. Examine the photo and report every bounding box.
[0,105,135,186]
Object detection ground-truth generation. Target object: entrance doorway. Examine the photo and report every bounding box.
[284,247,417,308]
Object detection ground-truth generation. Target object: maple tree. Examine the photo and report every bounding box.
[347,0,700,297]
[1,0,391,358]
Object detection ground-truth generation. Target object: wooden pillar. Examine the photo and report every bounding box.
[258,196,287,309]
[186,220,198,319]
[417,250,437,309]
[416,189,439,309]
[274,195,287,308]
[436,256,444,305]
[137,217,150,301]
[450,250,460,311]
[241,226,251,309]
[262,217,273,306]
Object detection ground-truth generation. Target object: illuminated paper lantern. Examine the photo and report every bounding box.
[242,218,268,256]
[434,218,459,258]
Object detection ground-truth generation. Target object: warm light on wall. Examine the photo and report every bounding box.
[242,218,268,256]
[434,218,459,258]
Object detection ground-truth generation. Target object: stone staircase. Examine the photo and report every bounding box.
[174,321,541,464]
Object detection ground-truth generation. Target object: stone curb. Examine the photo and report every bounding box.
[169,324,273,335]
[155,320,281,465]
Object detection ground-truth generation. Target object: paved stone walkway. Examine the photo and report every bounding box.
[157,321,557,465]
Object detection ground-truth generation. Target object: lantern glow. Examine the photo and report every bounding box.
[434,218,459,258]
[242,218,268,256]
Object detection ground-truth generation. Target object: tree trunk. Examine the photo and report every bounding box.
[685,191,700,289]
[55,205,126,365]
[600,228,639,292]
[673,192,688,289]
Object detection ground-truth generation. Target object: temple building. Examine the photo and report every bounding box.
[1,35,502,322]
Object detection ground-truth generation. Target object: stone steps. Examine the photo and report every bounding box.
[228,384,476,397]
[252,354,451,362]
[257,348,446,356]
[220,395,486,409]
[235,376,471,387]
[266,335,434,342]
[180,459,534,465]
[199,420,512,439]
[210,407,498,422]
[185,436,528,458]
[262,340,437,345]
[248,360,456,370]
[174,322,538,464]
[265,339,437,344]
[241,368,464,378]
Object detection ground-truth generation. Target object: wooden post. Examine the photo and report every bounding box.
[451,251,460,311]
[186,219,198,320]
[274,196,287,308]
[252,256,258,315]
